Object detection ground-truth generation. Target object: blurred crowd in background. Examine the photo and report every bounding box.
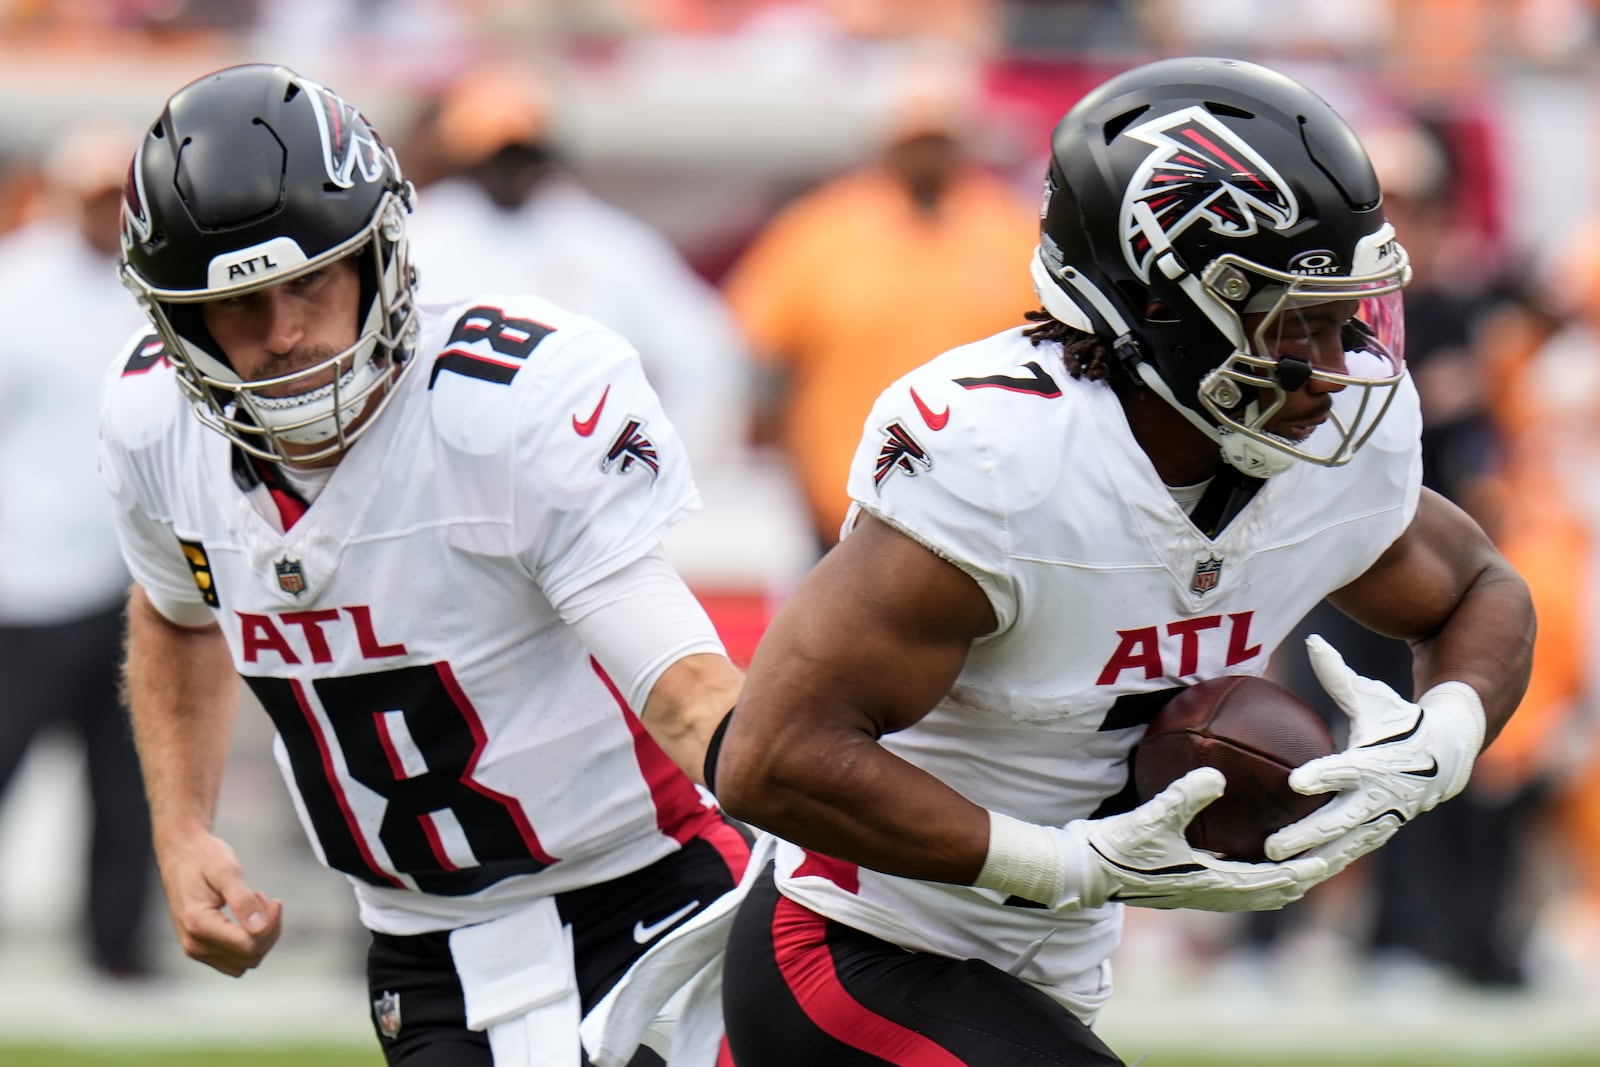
[3,0,1600,1022]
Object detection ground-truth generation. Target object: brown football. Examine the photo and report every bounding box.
[1133,675,1336,862]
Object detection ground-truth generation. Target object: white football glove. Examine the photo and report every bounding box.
[1263,633,1486,873]
[979,767,1329,913]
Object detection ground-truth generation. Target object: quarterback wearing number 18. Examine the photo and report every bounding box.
[105,63,749,1067]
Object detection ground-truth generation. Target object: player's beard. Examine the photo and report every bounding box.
[248,345,351,398]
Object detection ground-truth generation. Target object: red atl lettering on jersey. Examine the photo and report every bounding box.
[1094,611,1262,685]
[239,606,410,664]
[281,609,340,661]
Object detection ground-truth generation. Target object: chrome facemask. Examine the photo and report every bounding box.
[122,190,418,464]
[1194,234,1410,477]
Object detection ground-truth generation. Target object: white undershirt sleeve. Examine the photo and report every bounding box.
[552,547,727,713]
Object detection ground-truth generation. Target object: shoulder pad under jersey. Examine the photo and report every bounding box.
[100,328,185,453]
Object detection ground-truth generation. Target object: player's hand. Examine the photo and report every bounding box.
[1263,634,1485,872]
[157,831,284,977]
[1063,767,1329,912]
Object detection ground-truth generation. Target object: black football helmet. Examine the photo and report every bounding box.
[120,63,417,462]
[1031,56,1410,477]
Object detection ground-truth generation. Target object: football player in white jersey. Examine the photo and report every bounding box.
[710,57,1535,1065]
[104,64,751,1066]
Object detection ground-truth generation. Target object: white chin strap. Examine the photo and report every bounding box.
[248,339,386,445]
[1215,421,1298,478]
[1133,363,1294,478]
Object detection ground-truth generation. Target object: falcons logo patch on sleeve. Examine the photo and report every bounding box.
[873,421,932,491]
[601,417,660,479]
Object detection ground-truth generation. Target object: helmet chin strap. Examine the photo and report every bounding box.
[1215,422,1298,478]
[1134,363,1295,478]
[248,300,390,447]
[247,342,386,446]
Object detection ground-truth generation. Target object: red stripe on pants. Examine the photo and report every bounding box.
[769,894,966,1065]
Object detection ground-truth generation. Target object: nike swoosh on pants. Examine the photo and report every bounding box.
[632,899,700,944]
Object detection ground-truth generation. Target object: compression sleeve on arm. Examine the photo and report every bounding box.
[555,546,727,713]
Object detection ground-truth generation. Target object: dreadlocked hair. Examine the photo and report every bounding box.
[1022,308,1124,383]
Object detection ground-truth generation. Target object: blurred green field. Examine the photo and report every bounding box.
[2,1051,1598,1067]
[0,1048,382,1066]
[1138,1058,1600,1067]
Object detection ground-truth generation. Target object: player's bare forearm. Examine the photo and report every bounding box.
[123,583,240,848]
[718,710,993,884]
[639,652,744,785]
[715,514,998,884]
[1329,490,1535,745]
[126,586,284,976]
[1408,561,1533,744]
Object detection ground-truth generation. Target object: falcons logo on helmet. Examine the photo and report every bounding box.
[602,417,660,479]
[872,421,932,491]
[298,76,392,190]
[1119,105,1298,282]
[121,150,152,252]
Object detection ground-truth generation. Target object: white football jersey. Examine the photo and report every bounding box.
[100,294,727,935]
[774,326,1423,1017]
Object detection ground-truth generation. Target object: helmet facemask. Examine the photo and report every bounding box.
[1190,237,1410,477]
[125,188,418,464]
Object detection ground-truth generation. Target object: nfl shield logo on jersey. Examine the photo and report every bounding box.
[1191,555,1223,595]
[274,556,307,596]
[373,990,401,1040]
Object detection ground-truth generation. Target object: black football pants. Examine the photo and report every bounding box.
[723,867,1126,1066]
[366,831,744,1065]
